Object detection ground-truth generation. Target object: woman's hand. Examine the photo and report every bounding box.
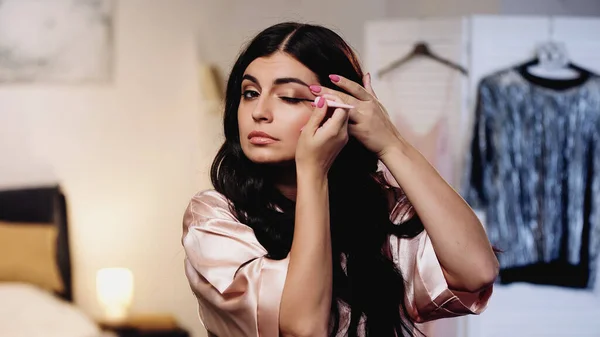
[283,97,343,337]
[309,73,403,158]
[295,96,350,175]
[318,76,498,292]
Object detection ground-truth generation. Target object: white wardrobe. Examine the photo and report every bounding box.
[365,15,600,337]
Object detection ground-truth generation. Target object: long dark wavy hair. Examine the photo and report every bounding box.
[211,22,425,337]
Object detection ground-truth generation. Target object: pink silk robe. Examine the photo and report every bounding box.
[182,188,492,337]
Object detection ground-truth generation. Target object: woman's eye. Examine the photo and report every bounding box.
[242,90,259,100]
[280,97,305,104]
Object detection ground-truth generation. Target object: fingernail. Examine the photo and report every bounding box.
[317,96,325,108]
[310,102,316,107]
[329,74,340,82]
[366,72,371,82]
[309,85,321,93]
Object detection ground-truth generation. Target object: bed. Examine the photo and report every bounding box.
[0,185,115,337]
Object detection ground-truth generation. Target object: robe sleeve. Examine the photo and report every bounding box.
[387,186,493,323]
[182,190,289,337]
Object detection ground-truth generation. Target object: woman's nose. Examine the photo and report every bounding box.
[251,96,274,122]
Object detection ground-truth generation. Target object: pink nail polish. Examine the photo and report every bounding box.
[313,97,320,107]
[309,85,321,92]
[317,96,325,108]
[329,74,340,82]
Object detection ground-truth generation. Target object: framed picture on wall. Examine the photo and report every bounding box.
[0,0,114,84]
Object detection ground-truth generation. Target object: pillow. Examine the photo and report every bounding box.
[0,282,105,337]
[0,221,64,292]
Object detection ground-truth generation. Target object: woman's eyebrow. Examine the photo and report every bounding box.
[242,74,260,87]
[242,74,311,89]
[273,77,310,88]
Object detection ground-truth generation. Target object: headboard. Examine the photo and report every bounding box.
[0,185,73,302]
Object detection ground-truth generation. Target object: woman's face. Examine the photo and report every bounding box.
[238,52,318,165]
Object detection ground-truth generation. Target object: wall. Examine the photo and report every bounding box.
[194,0,501,78]
[501,0,600,16]
[384,0,498,18]
[0,1,220,337]
[193,0,389,81]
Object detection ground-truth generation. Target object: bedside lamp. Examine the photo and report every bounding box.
[96,267,134,322]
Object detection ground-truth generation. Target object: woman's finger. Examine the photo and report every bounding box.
[303,97,328,134]
[322,107,349,132]
[309,84,359,106]
[329,74,372,101]
[362,72,378,98]
[319,94,362,124]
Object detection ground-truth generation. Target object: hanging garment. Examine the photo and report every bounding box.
[376,63,460,186]
[393,113,454,182]
[462,66,600,289]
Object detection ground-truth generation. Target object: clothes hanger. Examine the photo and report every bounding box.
[519,41,587,80]
[376,41,468,78]
[517,17,591,81]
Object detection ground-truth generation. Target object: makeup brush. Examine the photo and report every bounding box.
[298,97,355,109]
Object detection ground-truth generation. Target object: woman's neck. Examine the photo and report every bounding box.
[273,166,298,202]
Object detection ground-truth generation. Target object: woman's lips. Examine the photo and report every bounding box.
[248,131,277,145]
[249,137,276,145]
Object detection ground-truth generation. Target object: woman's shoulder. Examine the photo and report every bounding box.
[183,189,241,234]
[188,189,229,209]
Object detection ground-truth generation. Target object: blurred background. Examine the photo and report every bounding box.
[0,1,599,337]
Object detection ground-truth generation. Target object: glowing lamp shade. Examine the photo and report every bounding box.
[96,268,134,322]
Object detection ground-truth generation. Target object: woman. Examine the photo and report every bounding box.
[182,22,498,337]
